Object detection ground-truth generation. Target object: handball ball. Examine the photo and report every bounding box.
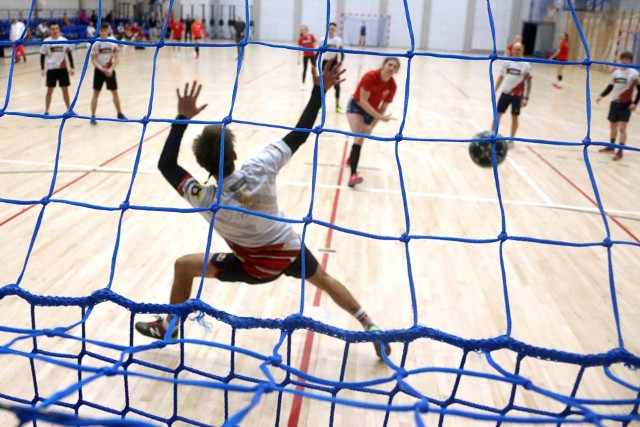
[469,131,508,167]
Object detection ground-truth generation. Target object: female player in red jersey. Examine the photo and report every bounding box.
[550,32,569,89]
[191,17,206,59]
[345,57,400,187]
[297,25,316,88]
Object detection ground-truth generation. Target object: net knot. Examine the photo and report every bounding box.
[222,116,232,125]
[399,232,411,243]
[582,59,592,66]
[489,53,499,61]
[238,39,248,48]
[497,231,508,242]
[395,367,409,379]
[0,109,4,117]
[62,110,75,119]
[269,354,282,367]
[303,215,313,225]
[602,237,613,248]
[582,137,591,146]
[43,327,63,337]
[312,125,323,135]
[395,133,403,142]
[119,201,129,211]
[141,115,150,125]
[416,400,429,413]
[318,44,327,54]
[40,196,50,205]
[210,202,220,213]
[405,50,414,58]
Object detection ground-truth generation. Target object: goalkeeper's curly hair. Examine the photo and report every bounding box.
[192,125,236,179]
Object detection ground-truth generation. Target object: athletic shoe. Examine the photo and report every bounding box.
[135,316,178,340]
[552,82,562,89]
[117,112,127,120]
[348,173,363,187]
[368,325,391,359]
[90,118,97,125]
[613,150,623,161]
[44,111,49,116]
[335,105,344,114]
[599,147,615,153]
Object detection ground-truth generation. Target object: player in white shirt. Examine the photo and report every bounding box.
[39,22,75,115]
[10,17,27,63]
[319,22,345,113]
[492,42,532,142]
[134,62,391,359]
[90,23,127,125]
[596,51,640,161]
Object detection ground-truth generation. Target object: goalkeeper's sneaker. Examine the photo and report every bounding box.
[135,316,178,340]
[368,325,391,359]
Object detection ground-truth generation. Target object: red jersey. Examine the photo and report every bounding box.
[191,21,205,39]
[298,34,316,57]
[556,39,569,60]
[353,69,397,112]
[172,22,184,40]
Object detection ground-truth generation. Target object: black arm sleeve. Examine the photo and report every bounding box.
[40,54,45,70]
[340,51,345,62]
[158,115,191,190]
[600,84,613,98]
[66,51,74,68]
[282,85,322,154]
[635,85,640,105]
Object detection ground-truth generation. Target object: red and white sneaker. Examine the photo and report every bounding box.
[345,156,351,167]
[599,147,615,153]
[613,150,623,161]
[348,173,363,187]
[552,82,562,89]
[135,316,178,340]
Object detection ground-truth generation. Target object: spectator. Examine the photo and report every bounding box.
[36,20,49,39]
[62,12,71,26]
[79,10,89,25]
[10,17,28,62]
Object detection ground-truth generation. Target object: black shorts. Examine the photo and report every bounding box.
[497,93,522,116]
[93,69,118,91]
[211,245,319,285]
[347,97,374,125]
[608,102,632,123]
[46,69,70,88]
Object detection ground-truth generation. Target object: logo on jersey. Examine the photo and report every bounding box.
[382,89,390,98]
[215,253,227,262]
[98,47,113,54]
[51,46,64,52]
[189,183,202,199]
[506,67,522,76]
[613,77,629,84]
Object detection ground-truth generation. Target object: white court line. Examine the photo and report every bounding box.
[2,159,639,219]
[469,118,555,206]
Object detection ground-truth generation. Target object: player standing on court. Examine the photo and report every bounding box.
[90,23,127,125]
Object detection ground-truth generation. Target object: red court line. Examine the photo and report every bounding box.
[287,140,349,427]
[528,146,640,243]
[0,126,169,228]
[436,69,471,100]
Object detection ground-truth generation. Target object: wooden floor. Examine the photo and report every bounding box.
[0,39,639,426]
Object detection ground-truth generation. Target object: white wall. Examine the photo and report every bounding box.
[301,0,338,41]
[387,0,423,49]
[471,0,512,51]
[258,0,294,41]
[428,0,468,51]
[343,0,380,15]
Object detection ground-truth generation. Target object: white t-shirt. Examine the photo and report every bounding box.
[10,21,26,42]
[40,36,73,70]
[86,26,96,38]
[320,35,343,62]
[179,139,302,278]
[499,60,532,96]
[608,67,640,103]
[91,38,118,68]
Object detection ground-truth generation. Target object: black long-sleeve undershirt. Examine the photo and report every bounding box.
[282,85,323,154]
[600,84,613,98]
[158,115,190,191]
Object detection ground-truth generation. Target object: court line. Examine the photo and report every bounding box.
[287,140,350,427]
[436,69,471,99]
[0,126,169,228]
[3,159,639,219]
[528,146,640,243]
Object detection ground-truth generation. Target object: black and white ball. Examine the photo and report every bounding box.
[469,131,508,167]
